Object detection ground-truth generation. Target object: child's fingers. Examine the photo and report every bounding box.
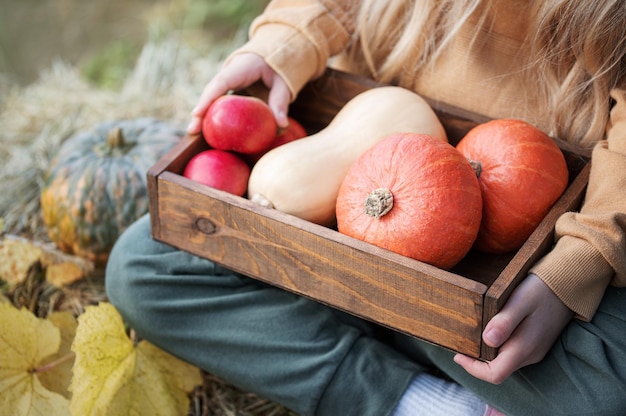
[186,115,203,135]
[453,343,524,385]
[267,78,292,128]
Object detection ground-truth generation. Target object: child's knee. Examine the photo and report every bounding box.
[104,215,154,315]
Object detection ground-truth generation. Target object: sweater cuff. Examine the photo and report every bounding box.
[530,236,613,321]
[229,24,328,101]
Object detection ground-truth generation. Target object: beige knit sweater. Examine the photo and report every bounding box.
[232,0,626,320]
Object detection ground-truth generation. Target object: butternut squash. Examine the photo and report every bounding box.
[247,86,447,226]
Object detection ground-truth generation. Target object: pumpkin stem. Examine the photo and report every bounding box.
[107,127,125,149]
[468,159,482,178]
[364,188,393,219]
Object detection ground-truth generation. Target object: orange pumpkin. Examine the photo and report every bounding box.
[456,119,569,253]
[336,133,482,270]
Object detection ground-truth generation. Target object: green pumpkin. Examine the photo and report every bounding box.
[41,118,183,266]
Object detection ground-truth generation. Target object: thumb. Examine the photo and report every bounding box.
[483,313,519,348]
[483,287,534,347]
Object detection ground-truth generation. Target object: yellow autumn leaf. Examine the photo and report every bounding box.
[70,302,202,416]
[45,262,86,288]
[37,312,77,399]
[39,241,94,284]
[0,303,70,416]
[0,235,94,289]
[0,238,42,287]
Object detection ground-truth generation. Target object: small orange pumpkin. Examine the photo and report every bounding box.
[336,133,482,270]
[456,119,569,253]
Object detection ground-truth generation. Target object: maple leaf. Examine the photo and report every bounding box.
[0,302,71,415]
[70,302,202,416]
[37,312,77,399]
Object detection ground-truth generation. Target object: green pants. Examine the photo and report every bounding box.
[105,215,626,416]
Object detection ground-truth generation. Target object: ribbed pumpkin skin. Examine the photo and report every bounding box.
[336,133,482,270]
[41,118,183,266]
[456,119,569,253]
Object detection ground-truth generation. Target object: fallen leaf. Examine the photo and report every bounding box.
[39,240,94,287]
[0,238,42,287]
[0,235,94,289]
[0,302,70,415]
[45,262,86,288]
[37,312,77,399]
[70,302,202,416]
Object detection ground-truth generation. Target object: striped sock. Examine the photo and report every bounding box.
[392,373,489,416]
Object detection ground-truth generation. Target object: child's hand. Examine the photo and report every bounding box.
[453,273,574,384]
[187,53,291,134]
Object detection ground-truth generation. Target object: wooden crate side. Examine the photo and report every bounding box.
[154,172,488,357]
[147,134,208,238]
[480,162,591,360]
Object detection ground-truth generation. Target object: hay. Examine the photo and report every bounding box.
[190,373,298,416]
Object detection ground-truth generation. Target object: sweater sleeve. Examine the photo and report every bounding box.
[227,0,359,100]
[530,88,626,321]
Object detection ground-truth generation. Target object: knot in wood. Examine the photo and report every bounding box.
[195,217,217,234]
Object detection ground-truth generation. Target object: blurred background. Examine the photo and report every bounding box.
[0,0,269,87]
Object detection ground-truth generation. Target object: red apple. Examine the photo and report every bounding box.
[274,117,307,147]
[183,149,251,196]
[244,117,308,165]
[202,95,277,154]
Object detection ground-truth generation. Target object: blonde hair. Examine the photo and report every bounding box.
[349,0,626,146]
[531,1,626,145]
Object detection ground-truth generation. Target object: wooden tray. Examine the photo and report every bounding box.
[147,69,591,360]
